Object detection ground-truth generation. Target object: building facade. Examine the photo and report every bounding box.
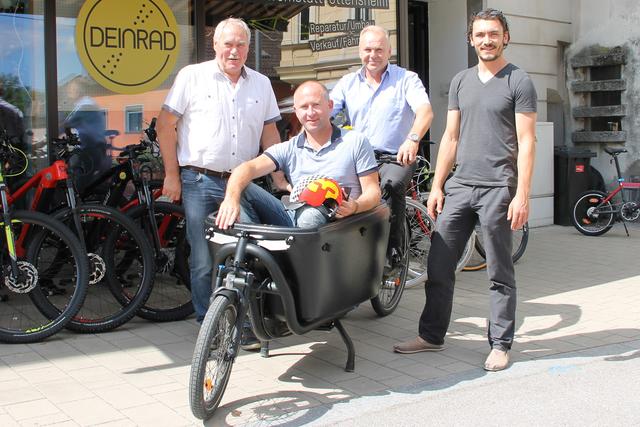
[0,0,637,222]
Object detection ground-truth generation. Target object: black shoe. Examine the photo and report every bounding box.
[240,328,261,351]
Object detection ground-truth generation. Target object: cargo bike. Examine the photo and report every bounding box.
[188,204,394,420]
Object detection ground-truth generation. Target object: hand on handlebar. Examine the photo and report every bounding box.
[162,175,182,202]
[215,198,241,230]
[396,140,419,166]
[426,187,444,220]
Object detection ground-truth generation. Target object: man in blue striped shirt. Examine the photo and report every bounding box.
[331,25,433,266]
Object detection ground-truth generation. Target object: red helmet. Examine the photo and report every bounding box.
[290,175,343,214]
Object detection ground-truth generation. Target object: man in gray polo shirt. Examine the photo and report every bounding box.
[215,80,380,230]
[394,9,537,372]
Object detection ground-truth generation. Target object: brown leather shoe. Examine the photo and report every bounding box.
[483,349,510,371]
[393,336,444,354]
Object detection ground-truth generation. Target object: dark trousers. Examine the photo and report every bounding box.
[379,161,416,251]
[419,180,517,351]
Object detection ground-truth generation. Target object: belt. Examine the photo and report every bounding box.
[181,165,231,179]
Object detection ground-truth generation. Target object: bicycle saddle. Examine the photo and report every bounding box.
[604,147,627,155]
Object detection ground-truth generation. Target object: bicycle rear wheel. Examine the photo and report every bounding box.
[371,220,409,317]
[571,191,615,236]
[405,198,433,288]
[126,202,193,322]
[0,210,89,343]
[54,205,154,333]
[464,223,529,271]
[189,294,239,420]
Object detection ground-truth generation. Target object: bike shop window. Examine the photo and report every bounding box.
[125,105,143,134]
[299,8,310,41]
[1,2,46,170]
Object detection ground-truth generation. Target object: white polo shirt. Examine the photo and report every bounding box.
[162,60,281,172]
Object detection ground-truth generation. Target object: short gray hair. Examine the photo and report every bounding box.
[359,25,390,44]
[214,18,251,45]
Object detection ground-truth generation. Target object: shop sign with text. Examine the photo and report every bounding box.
[76,0,180,94]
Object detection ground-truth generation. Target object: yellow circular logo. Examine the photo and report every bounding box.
[119,171,127,180]
[76,0,180,94]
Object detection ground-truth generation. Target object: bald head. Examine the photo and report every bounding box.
[294,81,330,103]
[293,81,334,136]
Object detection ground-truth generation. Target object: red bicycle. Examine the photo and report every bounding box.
[572,147,640,236]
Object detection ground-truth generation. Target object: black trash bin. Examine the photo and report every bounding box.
[554,147,596,225]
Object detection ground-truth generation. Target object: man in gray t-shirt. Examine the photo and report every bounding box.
[394,9,538,372]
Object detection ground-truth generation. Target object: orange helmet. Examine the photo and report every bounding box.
[290,175,343,214]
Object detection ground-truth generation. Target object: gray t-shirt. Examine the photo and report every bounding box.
[264,126,378,199]
[448,63,537,187]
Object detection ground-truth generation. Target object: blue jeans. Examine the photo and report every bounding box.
[181,170,294,321]
[240,183,329,228]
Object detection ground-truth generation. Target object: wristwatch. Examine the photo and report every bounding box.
[407,133,420,143]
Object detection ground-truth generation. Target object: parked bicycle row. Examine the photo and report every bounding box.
[0,119,192,343]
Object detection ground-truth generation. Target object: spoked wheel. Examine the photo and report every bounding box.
[371,221,409,317]
[126,202,193,321]
[571,191,615,236]
[464,223,529,271]
[405,198,433,288]
[189,295,239,420]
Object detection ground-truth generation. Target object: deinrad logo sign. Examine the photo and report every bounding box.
[76,0,180,94]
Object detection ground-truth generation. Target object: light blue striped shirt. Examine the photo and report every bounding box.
[330,64,431,153]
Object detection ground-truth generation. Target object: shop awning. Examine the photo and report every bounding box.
[206,0,313,32]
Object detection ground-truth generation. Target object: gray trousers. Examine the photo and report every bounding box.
[419,180,516,351]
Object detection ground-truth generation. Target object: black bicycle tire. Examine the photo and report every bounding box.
[571,191,615,236]
[0,210,89,343]
[53,205,155,333]
[189,295,238,420]
[405,198,433,288]
[126,202,193,322]
[371,220,409,317]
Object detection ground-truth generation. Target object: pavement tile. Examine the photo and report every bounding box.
[0,382,44,406]
[66,336,121,356]
[0,345,32,357]
[120,402,192,426]
[333,376,388,395]
[1,352,50,372]
[0,414,19,426]
[0,365,21,382]
[17,365,71,385]
[66,366,125,390]
[380,373,422,389]
[50,354,99,371]
[93,383,157,410]
[34,379,96,404]
[5,398,59,421]
[56,397,126,426]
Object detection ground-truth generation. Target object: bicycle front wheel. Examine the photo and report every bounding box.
[127,202,193,322]
[371,220,409,317]
[405,198,433,288]
[0,210,89,343]
[54,205,155,333]
[571,191,615,236]
[189,295,239,420]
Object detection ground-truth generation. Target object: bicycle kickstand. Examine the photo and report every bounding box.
[622,220,630,237]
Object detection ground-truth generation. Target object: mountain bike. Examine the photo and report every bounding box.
[572,147,640,236]
[0,132,89,343]
[8,129,155,333]
[77,119,191,322]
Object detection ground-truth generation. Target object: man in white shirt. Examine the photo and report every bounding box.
[157,18,287,323]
